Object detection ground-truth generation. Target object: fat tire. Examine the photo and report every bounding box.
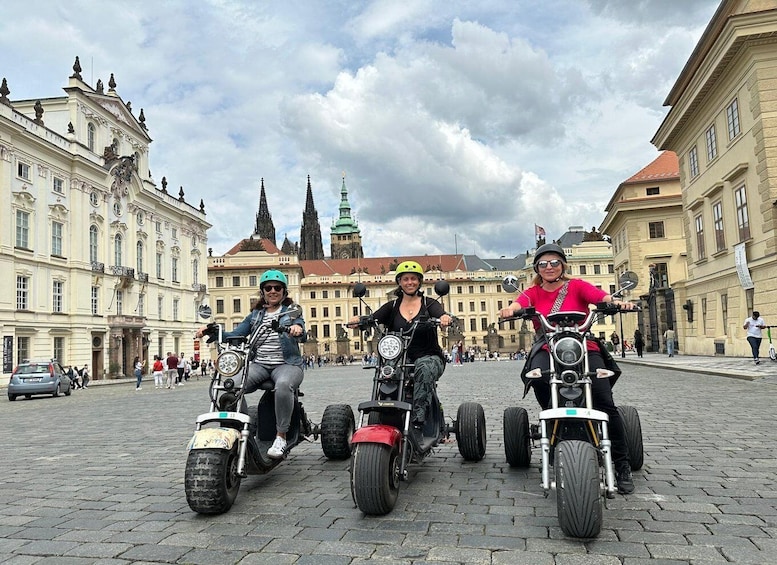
[618,405,644,471]
[185,446,241,515]
[770,346,777,362]
[555,440,602,538]
[350,442,400,515]
[456,402,487,461]
[321,404,355,460]
[504,406,531,467]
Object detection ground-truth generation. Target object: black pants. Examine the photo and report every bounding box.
[526,349,630,468]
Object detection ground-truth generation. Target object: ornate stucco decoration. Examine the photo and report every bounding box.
[109,156,136,200]
[90,211,105,224]
[48,203,69,221]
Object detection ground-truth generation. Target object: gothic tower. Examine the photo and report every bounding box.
[252,178,276,246]
[298,175,324,260]
[330,174,363,259]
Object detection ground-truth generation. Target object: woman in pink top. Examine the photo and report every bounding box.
[499,242,636,494]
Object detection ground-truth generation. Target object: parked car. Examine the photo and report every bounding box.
[8,360,72,401]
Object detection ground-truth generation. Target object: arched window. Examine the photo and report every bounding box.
[136,241,144,274]
[87,123,96,151]
[89,225,99,263]
[114,233,123,266]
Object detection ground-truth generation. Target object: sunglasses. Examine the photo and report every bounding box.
[262,284,284,292]
[537,259,563,269]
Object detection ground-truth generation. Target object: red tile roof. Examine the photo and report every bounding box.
[622,151,679,184]
[299,255,466,277]
[224,238,282,255]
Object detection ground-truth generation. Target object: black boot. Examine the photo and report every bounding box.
[615,463,635,494]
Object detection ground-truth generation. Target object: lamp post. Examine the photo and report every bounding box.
[619,310,625,358]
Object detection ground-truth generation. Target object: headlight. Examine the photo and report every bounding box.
[377,335,403,360]
[216,350,243,377]
[552,336,584,367]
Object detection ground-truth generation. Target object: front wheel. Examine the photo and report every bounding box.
[185,446,242,514]
[617,405,644,471]
[350,443,400,515]
[320,404,355,460]
[555,440,602,538]
[770,346,777,362]
[456,402,486,461]
[504,406,531,467]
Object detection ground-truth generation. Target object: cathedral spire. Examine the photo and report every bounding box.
[330,172,363,259]
[299,175,324,260]
[253,178,276,245]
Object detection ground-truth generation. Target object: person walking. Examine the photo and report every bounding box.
[133,356,145,391]
[176,353,186,386]
[633,329,644,358]
[152,355,165,388]
[743,310,767,365]
[610,332,620,355]
[663,326,676,357]
[165,352,178,389]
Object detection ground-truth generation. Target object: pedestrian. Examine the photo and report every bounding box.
[165,352,178,389]
[177,353,186,386]
[633,329,644,358]
[152,355,165,388]
[743,310,767,365]
[610,331,620,355]
[183,356,192,381]
[133,356,145,390]
[200,359,207,379]
[81,364,90,388]
[663,326,676,357]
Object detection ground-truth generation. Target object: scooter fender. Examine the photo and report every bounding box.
[351,424,403,448]
[187,427,241,451]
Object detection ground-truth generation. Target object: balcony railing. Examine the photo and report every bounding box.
[91,261,105,273]
[110,266,135,278]
[192,283,207,292]
[138,272,149,283]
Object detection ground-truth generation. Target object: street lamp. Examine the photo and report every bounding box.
[619,310,625,359]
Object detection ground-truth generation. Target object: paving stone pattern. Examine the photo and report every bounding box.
[1,360,776,564]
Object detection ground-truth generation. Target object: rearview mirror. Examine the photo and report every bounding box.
[433,280,450,297]
[618,271,639,292]
[502,275,519,292]
[352,283,367,298]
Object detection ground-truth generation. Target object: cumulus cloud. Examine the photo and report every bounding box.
[0,0,717,258]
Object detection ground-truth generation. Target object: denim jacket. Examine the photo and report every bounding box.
[224,304,307,368]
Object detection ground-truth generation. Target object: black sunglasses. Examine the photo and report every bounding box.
[537,259,562,269]
[262,284,284,292]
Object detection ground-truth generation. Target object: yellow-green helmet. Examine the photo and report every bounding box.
[395,260,424,283]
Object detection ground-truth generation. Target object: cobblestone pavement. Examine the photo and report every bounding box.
[1,360,776,564]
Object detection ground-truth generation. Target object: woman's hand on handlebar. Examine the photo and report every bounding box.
[288,324,303,337]
[499,306,518,319]
[440,314,452,328]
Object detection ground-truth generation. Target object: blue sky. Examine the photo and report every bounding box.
[0,0,719,258]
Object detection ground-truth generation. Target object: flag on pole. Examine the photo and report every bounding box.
[534,224,546,238]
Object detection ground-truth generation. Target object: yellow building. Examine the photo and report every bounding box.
[0,59,211,378]
[652,0,777,357]
[600,151,688,352]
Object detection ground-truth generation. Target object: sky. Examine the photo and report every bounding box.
[0,0,720,259]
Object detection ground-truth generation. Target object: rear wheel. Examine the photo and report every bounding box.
[320,404,355,460]
[555,440,602,538]
[8,395,16,402]
[504,406,531,467]
[53,384,60,398]
[617,405,644,471]
[770,345,777,362]
[350,442,400,515]
[185,445,242,514]
[456,402,486,461]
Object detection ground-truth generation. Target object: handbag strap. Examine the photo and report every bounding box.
[549,281,569,315]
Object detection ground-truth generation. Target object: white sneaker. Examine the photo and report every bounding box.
[267,436,287,459]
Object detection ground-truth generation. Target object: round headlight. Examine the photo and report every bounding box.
[377,335,403,360]
[552,336,584,367]
[216,350,243,377]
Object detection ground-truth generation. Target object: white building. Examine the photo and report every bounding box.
[0,58,210,378]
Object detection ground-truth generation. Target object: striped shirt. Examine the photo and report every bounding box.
[254,308,284,366]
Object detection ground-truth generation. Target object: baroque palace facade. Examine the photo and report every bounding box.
[0,59,210,378]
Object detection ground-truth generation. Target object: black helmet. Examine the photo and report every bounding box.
[533,243,567,272]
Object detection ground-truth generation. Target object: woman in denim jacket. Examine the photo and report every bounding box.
[198,269,306,458]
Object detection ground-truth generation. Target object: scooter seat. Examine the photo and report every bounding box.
[256,380,304,396]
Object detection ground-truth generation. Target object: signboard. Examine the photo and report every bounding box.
[734,243,755,290]
[3,336,13,373]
